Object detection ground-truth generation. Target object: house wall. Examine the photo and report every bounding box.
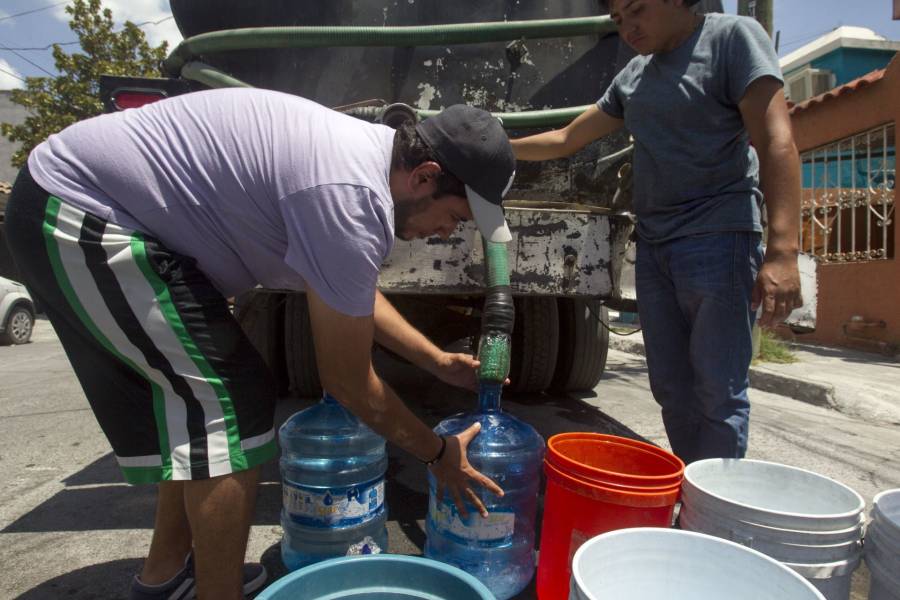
[788,55,900,353]
[808,48,897,85]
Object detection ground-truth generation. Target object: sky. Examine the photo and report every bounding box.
[0,0,897,90]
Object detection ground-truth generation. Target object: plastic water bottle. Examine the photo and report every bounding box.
[425,383,546,599]
[279,392,389,570]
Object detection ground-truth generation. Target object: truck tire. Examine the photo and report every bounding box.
[509,297,560,394]
[552,299,609,392]
[284,293,322,398]
[234,290,288,395]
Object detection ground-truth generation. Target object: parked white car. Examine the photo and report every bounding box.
[0,275,35,345]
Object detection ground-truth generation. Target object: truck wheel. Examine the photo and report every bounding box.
[234,290,288,395]
[552,299,609,392]
[284,293,322,398]
[508,297,560,394]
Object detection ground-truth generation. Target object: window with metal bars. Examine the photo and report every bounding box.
[799,123,895,262]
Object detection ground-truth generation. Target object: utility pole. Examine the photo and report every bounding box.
[738,0,774,38]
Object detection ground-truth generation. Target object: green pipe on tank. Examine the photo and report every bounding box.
[347,105,592,129]
[181,62,253,89]
[177,62,594,128]
[164,16,616,76]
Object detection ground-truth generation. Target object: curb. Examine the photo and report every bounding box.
[747,366,836,408]
[608,335,837,409]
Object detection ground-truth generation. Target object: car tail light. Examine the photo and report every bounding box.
[112,89,167,111]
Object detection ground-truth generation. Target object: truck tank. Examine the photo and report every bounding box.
[172,0,620,204]
[168,0,722,204]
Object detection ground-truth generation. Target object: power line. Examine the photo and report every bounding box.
[0,43,55,76]
[0,1,68,24]
[0,15,176,52]
[0,41,79,52]
[132,15,174,28]
[0,64,27,83]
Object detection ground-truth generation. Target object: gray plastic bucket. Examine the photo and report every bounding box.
[681,459,865,600]
[866,489,900,600]
[568,528,825,600]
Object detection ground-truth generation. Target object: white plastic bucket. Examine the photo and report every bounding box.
[872,489,900,547]
[679,504,862,563]
[787,557,861,600]
[865,547,900,600]
[681,459,865,600]
[866,489,900,600]
[682,459,865,531]
[569,527,825,600]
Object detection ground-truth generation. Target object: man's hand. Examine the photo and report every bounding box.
[429,422,505,518]
[752,251,803,328]
[429,352,510,392]
[430,352,481,391]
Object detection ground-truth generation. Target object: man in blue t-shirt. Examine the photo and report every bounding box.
[512,0,803,464]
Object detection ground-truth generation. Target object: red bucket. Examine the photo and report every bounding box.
[536,433,684,600]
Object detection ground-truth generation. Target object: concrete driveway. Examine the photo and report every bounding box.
[2,320,899,599]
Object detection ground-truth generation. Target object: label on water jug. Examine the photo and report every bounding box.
[429,495,515,544]
[283,478,384,528]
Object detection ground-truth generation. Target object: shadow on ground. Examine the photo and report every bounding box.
[13,558,142,600]
[7,350,652,600]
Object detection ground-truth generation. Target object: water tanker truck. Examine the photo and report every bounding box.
[100,0,816,397]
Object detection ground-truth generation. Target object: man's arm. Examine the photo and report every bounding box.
[373,291,482,391]
[373,290,436,364]
[511,105,624,161]
[305,288,503,516]
[739,76,803,327]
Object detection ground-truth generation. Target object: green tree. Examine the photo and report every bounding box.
[1,0,168,168]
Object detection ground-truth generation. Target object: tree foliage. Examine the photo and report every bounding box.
[1,0,168,168]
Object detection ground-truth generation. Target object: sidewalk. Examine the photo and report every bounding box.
[607,325,900,426]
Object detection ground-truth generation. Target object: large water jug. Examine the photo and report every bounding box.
[279,392,389,570]
[425,383,546,599]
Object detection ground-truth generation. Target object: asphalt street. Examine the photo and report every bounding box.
[2,320,899,599]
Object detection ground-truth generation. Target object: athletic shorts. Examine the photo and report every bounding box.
[5,166,277,483]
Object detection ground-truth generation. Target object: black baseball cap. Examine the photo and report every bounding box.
[416,105,515,243]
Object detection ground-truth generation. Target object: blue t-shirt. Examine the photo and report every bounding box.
[28,88,396,316]
[599,13,783,242]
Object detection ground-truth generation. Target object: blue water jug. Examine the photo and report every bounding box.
[278,392,389,570]
[424,383,546,600]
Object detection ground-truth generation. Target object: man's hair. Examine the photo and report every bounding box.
[391,123,466,199]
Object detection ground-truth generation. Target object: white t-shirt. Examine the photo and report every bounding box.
[29,88,396,316]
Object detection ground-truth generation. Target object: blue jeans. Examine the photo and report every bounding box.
[636,232,763,464]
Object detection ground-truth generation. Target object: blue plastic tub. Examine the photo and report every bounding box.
[256,554,496,599]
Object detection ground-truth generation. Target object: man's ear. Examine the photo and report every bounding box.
[408,161,442,195]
